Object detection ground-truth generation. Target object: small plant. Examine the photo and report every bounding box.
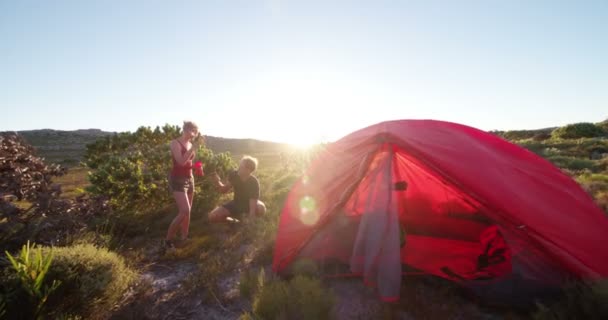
[4,241,61,319]
[239,269,257,299]
[239,268,266,300]
[252,278,290,319]
[41,243,137,317]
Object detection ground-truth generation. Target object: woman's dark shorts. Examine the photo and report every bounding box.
[169,175,194,193]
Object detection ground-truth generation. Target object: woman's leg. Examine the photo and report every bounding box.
[166,191,191,241]
[180,189,194,239]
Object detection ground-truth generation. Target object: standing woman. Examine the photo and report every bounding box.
[165,121,203,248]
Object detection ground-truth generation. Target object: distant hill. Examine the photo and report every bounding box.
[8,129,290,166]
[489,127,558,141]
[14,129,115,166]
[9,119,607,167]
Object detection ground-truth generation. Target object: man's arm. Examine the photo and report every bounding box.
[212,172,232,193]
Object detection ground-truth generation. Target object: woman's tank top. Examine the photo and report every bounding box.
[171,140,192,177]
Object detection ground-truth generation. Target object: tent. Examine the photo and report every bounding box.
[272,119,608,306]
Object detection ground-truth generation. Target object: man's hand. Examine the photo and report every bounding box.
[211,172,221,184]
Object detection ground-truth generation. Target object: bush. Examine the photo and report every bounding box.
[533,280,608,320]
[594,192,608,215]
[84,125,234,212]
[516,139,546,156]
[576,173,608,196]
[252,275,335,320]
[288,259,320,278]
[542,147,562,157]
[552,123,606,139]
[41,244,135,318]
[239,268,266,300]
[533,132,552,141]
[500,129,554,141]
[0,133,66,203]
[546,155,597,172]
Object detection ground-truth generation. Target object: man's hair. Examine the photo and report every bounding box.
[241,155,258,172]
[183,121,199,133]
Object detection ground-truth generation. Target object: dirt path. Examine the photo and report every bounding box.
[110,227,519,320]
[111,234,251,320]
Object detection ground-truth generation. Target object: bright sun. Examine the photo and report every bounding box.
[223,67,367,147]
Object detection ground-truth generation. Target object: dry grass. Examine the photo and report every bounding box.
[53,166,90,199]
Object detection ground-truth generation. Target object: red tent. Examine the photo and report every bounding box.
[272,119,608,304]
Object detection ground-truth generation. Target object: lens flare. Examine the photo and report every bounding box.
[299,195,319,225]
[302,175,310,185]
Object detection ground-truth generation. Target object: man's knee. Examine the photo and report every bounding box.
[256,201,266,216]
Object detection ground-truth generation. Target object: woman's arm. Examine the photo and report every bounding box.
[170,140,196,166]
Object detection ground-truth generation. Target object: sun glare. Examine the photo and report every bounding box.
[223,67,369,146]
[288,140,315,150]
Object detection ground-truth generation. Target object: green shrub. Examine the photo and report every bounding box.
[4,241,61,319]
[595,192,608,215]
[542,147,562,157]
[552,123,606,139]
[252,275,335,320]
[546,155,597,172]
[597,158,608,172]
[576,173,608,197]
[288,259,320,278]
[533,132,552,141]
[581,173,608,184]
[253,278,290,319]
[239,268,266,300]
[533,280,608,320]
[42,244,136,318]
[84,124,234,213]
[501,129,553,141]
[516,139,546,156]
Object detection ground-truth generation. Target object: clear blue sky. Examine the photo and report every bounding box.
[1,0,607,145]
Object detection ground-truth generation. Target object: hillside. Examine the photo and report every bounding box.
[11,129,291,166]
[15,129,115,166]
[12,119,608,167]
